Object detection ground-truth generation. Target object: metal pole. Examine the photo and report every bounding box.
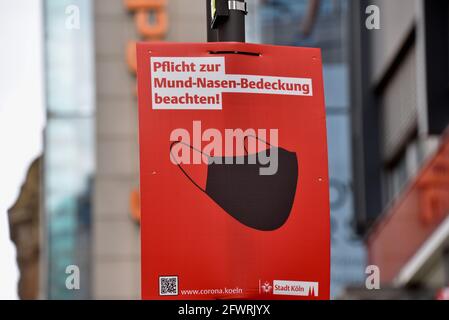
[206,0,218,42]
[206,0,247,42]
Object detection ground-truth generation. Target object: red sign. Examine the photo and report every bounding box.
[136,42,330,300]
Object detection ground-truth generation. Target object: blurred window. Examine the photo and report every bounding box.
[43,0,94,299]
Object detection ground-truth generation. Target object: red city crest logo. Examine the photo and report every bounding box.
[260,281,273,294]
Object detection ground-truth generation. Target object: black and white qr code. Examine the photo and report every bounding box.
[159,276,178,296]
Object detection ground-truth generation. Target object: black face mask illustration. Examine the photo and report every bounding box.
[170,138,298,231]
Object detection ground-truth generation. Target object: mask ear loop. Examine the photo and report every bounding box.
[243,134,273,155]
[170,141,210,194]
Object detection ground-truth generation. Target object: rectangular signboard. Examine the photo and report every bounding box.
[136,42,330,299]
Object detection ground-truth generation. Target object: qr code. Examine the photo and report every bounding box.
[159,276,178,296]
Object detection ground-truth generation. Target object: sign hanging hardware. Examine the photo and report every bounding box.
[210,0,247,29]
[228,1,247,14]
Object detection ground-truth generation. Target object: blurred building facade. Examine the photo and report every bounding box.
[42,0,95,299]
[38,0,206,299]
[350,0,449,298]
[8,157,42,300]
[9,0,368,299]
[247,0,367,298]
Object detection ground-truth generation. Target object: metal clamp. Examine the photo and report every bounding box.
[228,0,247,14]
